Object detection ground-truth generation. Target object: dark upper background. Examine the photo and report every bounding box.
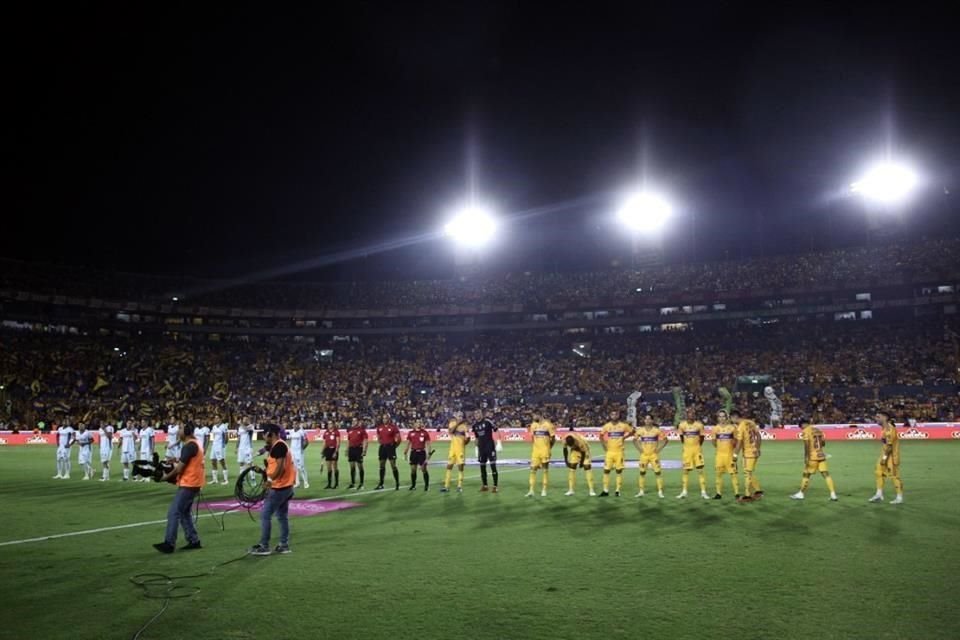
[6,2,959,282]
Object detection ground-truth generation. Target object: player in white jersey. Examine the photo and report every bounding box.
[137,423,156,481]
[209,421,229,484]
[75,423,95,480]
[99,424,115,480]
[194,424,211,453]
[237,421,254,468]
[289,422,311,489]
[165,422,182,461]
[54,423,76,479]
[118,422,138,481]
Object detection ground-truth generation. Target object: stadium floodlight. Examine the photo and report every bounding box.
[443,204,498,248]
[616,191,673,233]
[850,161,919,205]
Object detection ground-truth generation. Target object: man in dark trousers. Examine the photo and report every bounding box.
[471,409,502,493]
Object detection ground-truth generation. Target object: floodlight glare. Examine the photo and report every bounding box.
[444,205,497,248]
[850,162,918,205]
[616,192,673,233]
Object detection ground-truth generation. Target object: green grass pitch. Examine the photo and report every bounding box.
[1,441,958,640]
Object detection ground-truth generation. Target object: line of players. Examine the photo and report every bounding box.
[524,407,904,504]
[49,405,905,504]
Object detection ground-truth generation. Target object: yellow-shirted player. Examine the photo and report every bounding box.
[676,407,709,499]
[442,412,470,493]
[712,409,741,500]
[633,414,667,498]
[869,410,903,504]
[790,417,838,501]
[732,409,763,502]
[526,411,556,497]
[599,409,635,497]
[563,429,596,496]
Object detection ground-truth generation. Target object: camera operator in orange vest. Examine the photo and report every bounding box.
[249,423,295,556]
[153,423,205,554]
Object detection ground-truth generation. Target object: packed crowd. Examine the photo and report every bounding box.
[1,237,958,310]
[2,319,956,430]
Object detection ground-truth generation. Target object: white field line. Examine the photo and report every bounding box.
[0,466,530,548]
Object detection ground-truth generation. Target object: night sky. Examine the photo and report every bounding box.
[7,2,959,281]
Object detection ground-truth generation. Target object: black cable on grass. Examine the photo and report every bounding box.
[129,552,250,640]
[130,468,270,637]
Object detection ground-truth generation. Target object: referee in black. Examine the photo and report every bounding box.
[471,409,501,493]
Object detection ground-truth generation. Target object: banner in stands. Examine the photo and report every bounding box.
[2,424,959,445]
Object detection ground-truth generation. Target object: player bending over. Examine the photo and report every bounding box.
[563,428,596,496]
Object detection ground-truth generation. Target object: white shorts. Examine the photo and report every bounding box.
[210,446,225,461]
[57,447,70,461]
[238,449,253,465]
[78,448,92,465]
[121,451,135,464]
[166,444,182,459]
[139,448,152,460]
[100,448,113,463]
[293,454,304,468]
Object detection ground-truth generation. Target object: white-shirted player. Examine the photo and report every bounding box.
[237,420,254,470]
[137,423,156,482]
[194,423,211,454]
[209,421,229,485]
[54,422,76,479]
[118,421,138,481]
[75,423,95,480]
[99,423,115,481]
[165,421,182,462]
[289,422,311,489]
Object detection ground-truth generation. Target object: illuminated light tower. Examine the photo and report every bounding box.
[616,191,673,234]
[444,204,498,248]
[850,161,919,206]
[616,190,673,267]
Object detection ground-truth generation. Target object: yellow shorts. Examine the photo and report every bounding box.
[682,450,705,470]
[448,450,465,465]
[604,450,625,471]
[804,459,829,474]
[743,457,759,472]
[530,451,551,468]
[638,453,661,472]
[877,460,900,477]
[715,455,737,473]
[567,450,591,469]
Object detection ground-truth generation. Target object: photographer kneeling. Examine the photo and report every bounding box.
[153,423,204,554]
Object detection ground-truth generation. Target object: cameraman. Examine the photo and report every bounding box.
[153,423,204,554]
[249,424,294,556]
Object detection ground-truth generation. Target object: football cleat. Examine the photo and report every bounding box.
[524,491,535,498]
[657,491,665,499]
[830,493,838,502]
[440,487,450,493]
[614,491,620,497]
[598,491,609,497]
[480,486,489,492]
[868,494,884,503]
[635,491,644,498]
[540,490,547,497]
[701,492,711,500]
[589,490,597,496]
[890,495,904,504]
[790,492,805,500]
[676,491,688,499]
[712,494,722,500]
[564,490,575,496]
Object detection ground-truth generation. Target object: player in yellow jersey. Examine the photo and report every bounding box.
[732,409,763,502]
[790,417,838,501]
[712,409,741,500]
[562,428,596,496]
[869,410,903,504]
[526,411,556,497]
[633,414,667,498]
[598,409,635,497]
[675,407,710,499]
[441,412,470,493]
